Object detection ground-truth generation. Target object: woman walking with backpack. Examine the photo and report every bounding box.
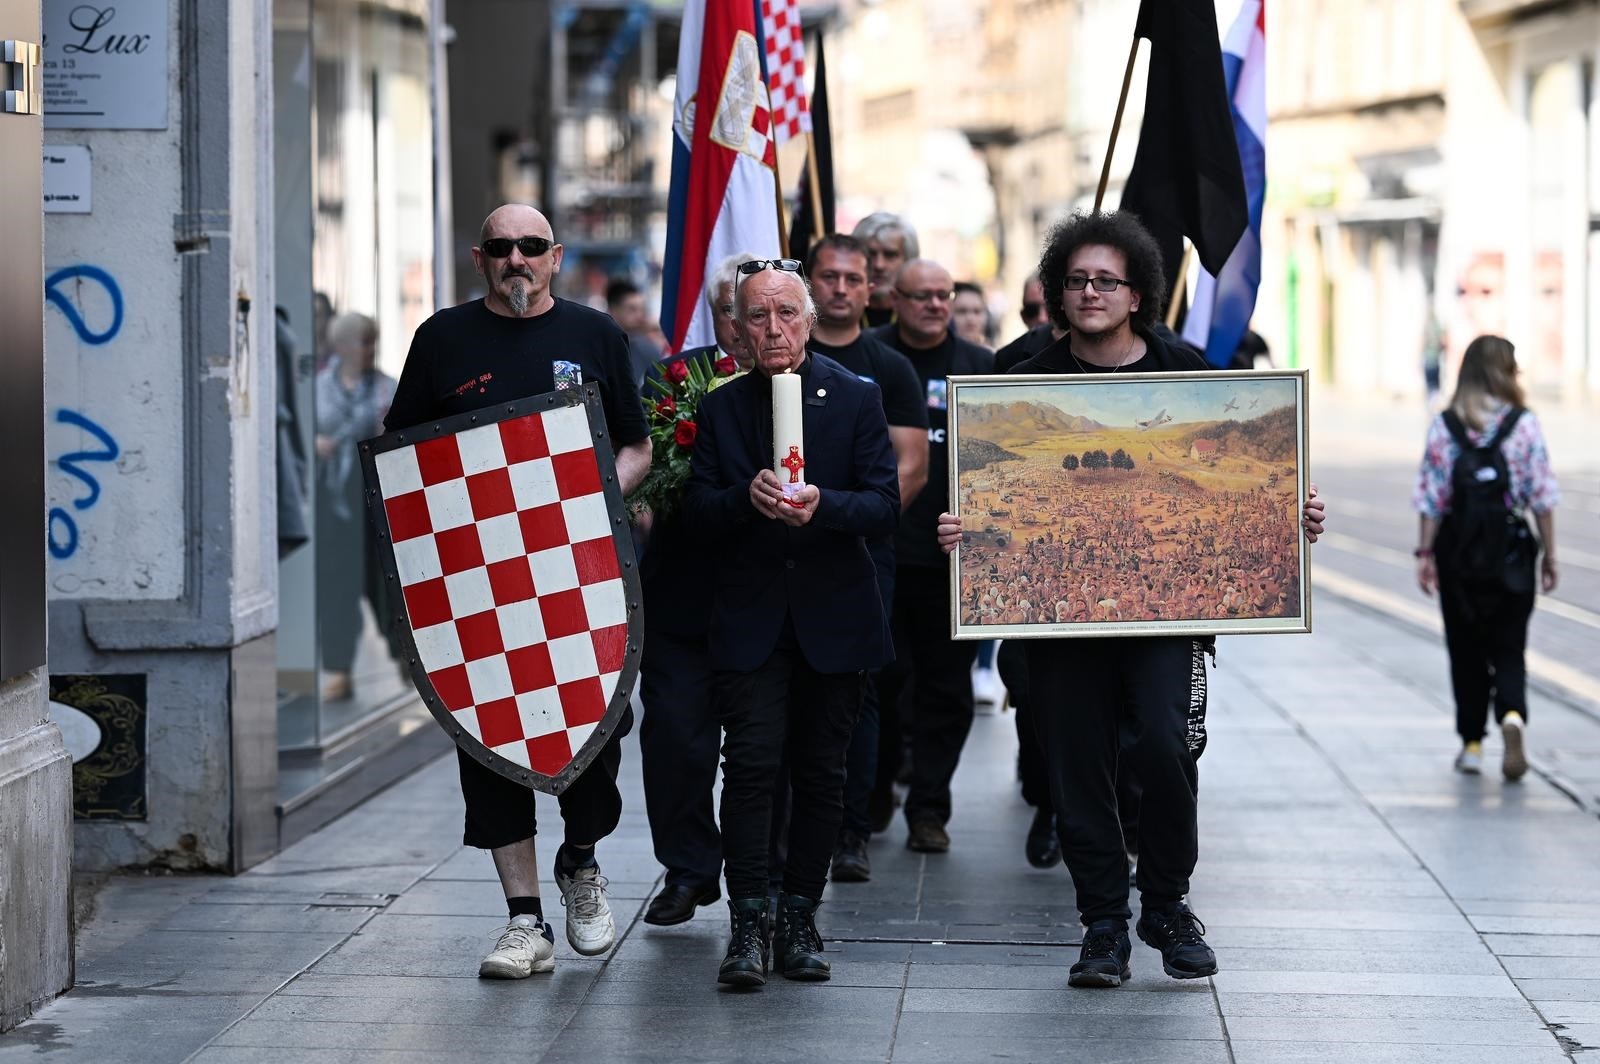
[1414,335,1560,779]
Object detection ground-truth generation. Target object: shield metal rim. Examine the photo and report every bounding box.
[358,383,644,795]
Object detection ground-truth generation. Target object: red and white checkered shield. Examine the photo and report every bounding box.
[360,386,642,794]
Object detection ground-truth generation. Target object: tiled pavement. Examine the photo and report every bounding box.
[4,593,1599,1063]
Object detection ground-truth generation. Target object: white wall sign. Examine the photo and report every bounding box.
[42,2,167,130]
[43,145,91,212]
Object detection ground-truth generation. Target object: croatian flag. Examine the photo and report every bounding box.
[1182,0,1265,368]
[660,0,782,354]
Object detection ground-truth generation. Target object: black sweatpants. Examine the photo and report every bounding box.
[456,706,633,850]
[875,564,979,827]
[715,631,862,901]
[1438,571,1535,743]
[1026,637,1198,926]
[639,627,722,889]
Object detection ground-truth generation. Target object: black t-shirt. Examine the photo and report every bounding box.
[808,334,929,430]
[384,297,649,448]
[871,325,994,568]
[994,322,1060,374]
[864,304,894,329]
[1011,325,1207,378]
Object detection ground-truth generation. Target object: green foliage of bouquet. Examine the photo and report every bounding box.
[628,351,744,520]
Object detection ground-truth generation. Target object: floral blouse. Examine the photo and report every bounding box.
[1413,402,1560,518]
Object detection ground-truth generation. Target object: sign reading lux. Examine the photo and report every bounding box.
[42,3,168,130]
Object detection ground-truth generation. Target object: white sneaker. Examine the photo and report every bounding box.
[556,863,616,956]
[1455,742,1483,775]
[478,915,555,979]
[1501,713,1528,781]
[972,667,1003,711]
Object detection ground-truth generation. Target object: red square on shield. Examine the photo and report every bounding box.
[415,436,465,485]
[403,577,453,630]
[518,503,569,555]
[487,556,536,606]
[538,588,589,640]
[591,623,629,675]
[430,664,474,711]
[455,610,505,661]
[466,468,517,520]
[506,643,556,694]
[384,490,432,542]
[525,731,573,776]
[435,525,486,576]
[558,677,607,728]
[551,449,603,499]
[476,697,524,748]
[500,414,550,465]
[571,537,621,585]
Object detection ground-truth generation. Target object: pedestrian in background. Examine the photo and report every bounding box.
[1414,334,1560,780]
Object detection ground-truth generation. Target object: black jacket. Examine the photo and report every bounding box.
[684,353,899,673]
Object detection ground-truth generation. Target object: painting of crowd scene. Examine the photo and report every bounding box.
[949,371,1310,638]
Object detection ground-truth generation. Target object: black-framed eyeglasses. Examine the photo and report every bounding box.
[737,258,803,276]
[480,236,554,259]
[895,288,955,304]
[1065,275,1132,293]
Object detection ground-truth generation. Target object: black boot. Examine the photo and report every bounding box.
[1024,807,1061,868]
[772,893,831,981]
[717,898,769,988]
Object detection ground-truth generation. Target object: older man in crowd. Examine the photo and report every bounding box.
[684,260,899,988]
[851,211,920,328]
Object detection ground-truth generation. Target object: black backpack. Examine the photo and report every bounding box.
[1440,408,1536,596]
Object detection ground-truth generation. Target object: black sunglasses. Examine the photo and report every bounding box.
[481,236,554,259]
[736,258,803,276]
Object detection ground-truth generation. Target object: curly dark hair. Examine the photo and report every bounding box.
[1037,211,1167,333]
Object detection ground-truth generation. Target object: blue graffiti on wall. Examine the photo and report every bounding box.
[45,265,126,559]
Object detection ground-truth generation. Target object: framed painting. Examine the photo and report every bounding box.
[948,369,1311,639]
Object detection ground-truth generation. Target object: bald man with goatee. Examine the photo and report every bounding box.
[386,204,652,981]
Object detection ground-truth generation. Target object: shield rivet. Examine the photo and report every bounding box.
[624,560,632,568]
[470,416,477,423]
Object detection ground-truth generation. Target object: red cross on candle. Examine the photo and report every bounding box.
[780,445,805,484]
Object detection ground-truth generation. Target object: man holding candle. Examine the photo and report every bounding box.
[684,261,899,987]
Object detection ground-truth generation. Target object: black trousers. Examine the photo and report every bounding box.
[456,706,633,851]
[639,627,722,889]
[1025,637,1198,926]
[841,556,894,838]
[876,565,979,826]
[1015,696,1143,854]
[716,631,862,901]
[1438,571,1535,743]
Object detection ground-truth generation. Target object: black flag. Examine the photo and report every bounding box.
[789,33,834,264]
[1119,0,1247,302]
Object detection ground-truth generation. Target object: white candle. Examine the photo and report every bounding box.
[771,370,805,501]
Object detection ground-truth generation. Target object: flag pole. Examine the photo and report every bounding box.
[773,150,792,257]
[1094,34,1142,212]
[1166,242,1192,328]
[804,131,827,235]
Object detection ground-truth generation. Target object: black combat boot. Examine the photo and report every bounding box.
[717,898,770,988]
[772,893,831,981]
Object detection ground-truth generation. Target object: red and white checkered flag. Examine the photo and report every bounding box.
[761,0,811,144]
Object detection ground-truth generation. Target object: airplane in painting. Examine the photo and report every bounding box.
[1136,408,1173,431]
[1222,397,1239,413]
[1249,397,1261,409]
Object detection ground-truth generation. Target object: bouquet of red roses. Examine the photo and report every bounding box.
[629,351,744,520]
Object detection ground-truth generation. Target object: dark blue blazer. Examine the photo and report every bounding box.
[685,352,899,674]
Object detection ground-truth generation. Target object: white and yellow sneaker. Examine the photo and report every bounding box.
[1501,713,1528,781]
[1455,741,1483,775]
[478,915,556,979]
[556,863,616,956]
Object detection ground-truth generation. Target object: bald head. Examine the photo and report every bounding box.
[891,259,955,349]
[473,203,563,318]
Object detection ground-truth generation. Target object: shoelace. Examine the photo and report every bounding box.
[1158,909,1208,946]
[493,922,542,953]
[782,911,823,955]
[732,911,766,955]
[560,871,610,920]
[1080,929,1122,959]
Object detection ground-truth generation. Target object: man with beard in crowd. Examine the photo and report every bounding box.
[852,211,919,328]
[805,233,929,882]
[869,259,993,854]
[386,204,652,979]
[684,261,898,987]
[935,211,1325,989]
[636,251,758,927]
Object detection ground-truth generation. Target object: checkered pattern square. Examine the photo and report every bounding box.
[761,0,811,144]
[376,405,629,778]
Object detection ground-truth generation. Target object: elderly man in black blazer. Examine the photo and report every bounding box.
[685,260,899,989]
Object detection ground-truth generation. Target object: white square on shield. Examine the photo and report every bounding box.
[375,446,424,497]
[477,512,524,564]
[423,478,476,531]
[543,404,592,455]
[529,545,580,596]
[496,599,546,651]
[566,721,598,752]
[548,632,599,684]
[494,736,532,768]
[561,493,612,543]
[515,688,565,738]
[445,567,496,618]
[412,620,465,669]
[455,422,508,475]
[393,534,443,585]
[465,655,515,703]
[452,704,483,744]
[509,456,559,510]
[598,670,621,703]
[581,579,627,629]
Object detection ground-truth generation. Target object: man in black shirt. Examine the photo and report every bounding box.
[851,211,919,329]
[995,272,1064,374]
[869,258,993,855]
[936,211,1325,991]
[804,234,929,882]
[605,277,665,388]
[385,204,651,980]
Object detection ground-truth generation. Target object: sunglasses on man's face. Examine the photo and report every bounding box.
[736,258,803,276]
[480,236,554,259]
